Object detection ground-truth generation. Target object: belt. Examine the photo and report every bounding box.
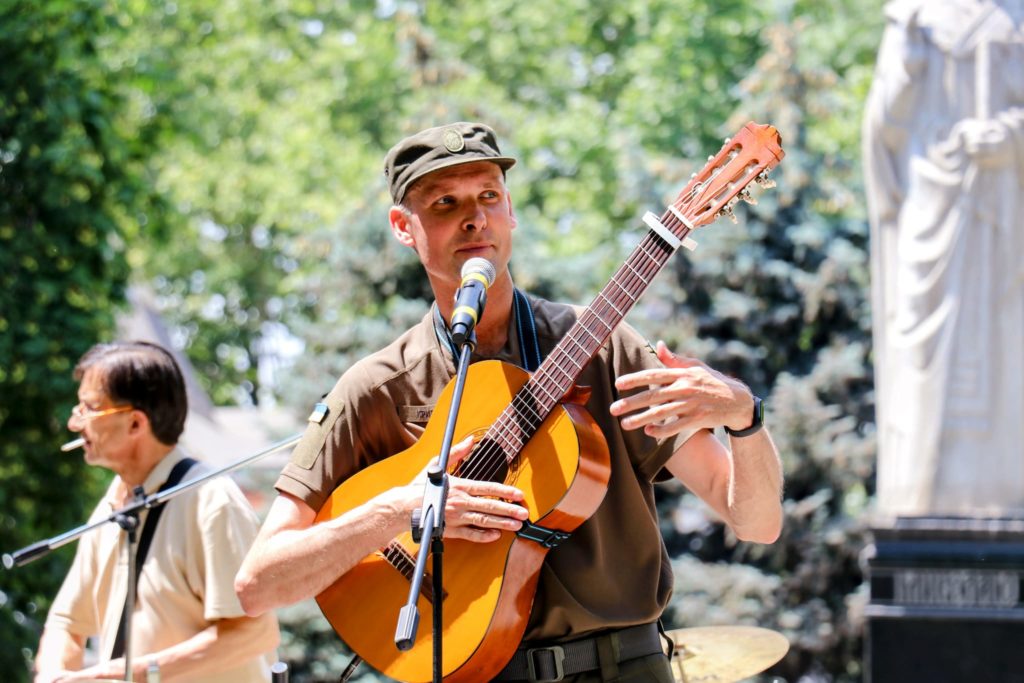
[493,622,663,682]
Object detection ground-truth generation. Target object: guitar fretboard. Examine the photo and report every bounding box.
[468,213,691,477]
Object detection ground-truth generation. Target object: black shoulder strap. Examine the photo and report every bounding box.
[513,288,543,372]
[110,456,198,659]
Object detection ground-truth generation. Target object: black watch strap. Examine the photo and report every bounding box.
[724,395,764,438]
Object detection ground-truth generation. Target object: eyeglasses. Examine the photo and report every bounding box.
[70,403,134,424]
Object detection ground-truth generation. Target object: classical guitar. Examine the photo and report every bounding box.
[314,122,785,682]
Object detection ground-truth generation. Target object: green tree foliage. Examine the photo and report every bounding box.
[0,0,161,676]
[113,0,412,406]
[646,6,884,680]
[117,1,784,410]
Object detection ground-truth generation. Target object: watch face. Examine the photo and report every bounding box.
[755,396,764,424]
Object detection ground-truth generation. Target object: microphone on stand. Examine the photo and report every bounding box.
[450,258,496,346]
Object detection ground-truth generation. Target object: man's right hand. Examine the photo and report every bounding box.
[399,435,529,543]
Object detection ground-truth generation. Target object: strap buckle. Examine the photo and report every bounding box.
[517,521,571,549]
[526,644,565,682]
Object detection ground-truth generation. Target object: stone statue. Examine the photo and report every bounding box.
[864,0,1024,516]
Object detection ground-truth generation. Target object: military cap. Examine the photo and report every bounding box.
[383,122,517,204]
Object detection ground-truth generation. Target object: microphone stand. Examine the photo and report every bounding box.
[3,433,302,680]
[395,331,476,683]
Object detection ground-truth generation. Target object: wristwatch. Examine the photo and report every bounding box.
[724,395,764,437]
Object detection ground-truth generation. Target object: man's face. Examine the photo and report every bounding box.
[392,161,516,289]
[68,367,135,472]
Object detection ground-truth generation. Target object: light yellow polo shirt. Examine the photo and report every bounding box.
[45,450,276,681]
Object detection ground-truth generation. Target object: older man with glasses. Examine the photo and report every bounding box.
[34,341,279,683]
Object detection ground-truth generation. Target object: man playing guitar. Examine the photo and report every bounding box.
[235,121,783,682]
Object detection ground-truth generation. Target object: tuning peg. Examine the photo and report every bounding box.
[739,187,758,205]
[716,204,738,224]
[755,171,776,189]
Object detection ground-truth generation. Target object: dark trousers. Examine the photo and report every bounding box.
[492,652,675,682]
[553,652,674,682]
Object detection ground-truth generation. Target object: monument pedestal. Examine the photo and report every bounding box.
[866,516,1024,683]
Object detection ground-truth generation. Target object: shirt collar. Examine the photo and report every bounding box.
[104,447,188,509]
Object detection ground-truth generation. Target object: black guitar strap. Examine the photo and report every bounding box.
[512,288,543,372]
[110,456,198,659]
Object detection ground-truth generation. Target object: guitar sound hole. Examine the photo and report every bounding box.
[455,438,511,485]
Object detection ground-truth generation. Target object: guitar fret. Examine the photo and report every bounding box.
[561,352,584,371]
[380,541,446,604]
[542,362,575,388]
[584,311,613,337]
[531,386,558,412]
[622,259,648,284]
[507,426,529,454]
[597,291,625,317]
[492,424,519,453]
[636,240,664,265]
[382,543,415,580]
[511,403,543,434]
[555,337,590,376]
[578,324,602,345]
[496,431,518,456]
[606,275,630,301]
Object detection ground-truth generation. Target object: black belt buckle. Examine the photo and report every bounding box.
[526,644,566,682]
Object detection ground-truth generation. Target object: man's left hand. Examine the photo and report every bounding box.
[610,341,754,438]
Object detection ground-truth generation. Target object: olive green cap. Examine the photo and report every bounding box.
[383,122,517,204]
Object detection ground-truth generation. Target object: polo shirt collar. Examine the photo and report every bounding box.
[104,447,189,509]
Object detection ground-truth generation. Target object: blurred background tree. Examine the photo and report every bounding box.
[1,0,884,680]
[0,0,168,673]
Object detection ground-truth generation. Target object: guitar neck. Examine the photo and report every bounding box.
[484,221,686,460]
[475,121,784,466]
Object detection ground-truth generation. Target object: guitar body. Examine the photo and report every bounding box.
[314,360,612,683]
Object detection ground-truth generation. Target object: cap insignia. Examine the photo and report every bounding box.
[443,128,465,153]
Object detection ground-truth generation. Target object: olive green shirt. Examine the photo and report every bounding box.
[276,294,696,641]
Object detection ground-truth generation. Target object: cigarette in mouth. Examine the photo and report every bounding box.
[61,437,86,452]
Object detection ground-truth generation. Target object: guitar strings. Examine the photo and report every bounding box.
[454,206,691,488]
[461,146,762,486]
[454,215,687,488]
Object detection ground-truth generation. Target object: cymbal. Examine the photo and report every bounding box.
[665,625,789,683]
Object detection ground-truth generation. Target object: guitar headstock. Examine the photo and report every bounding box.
[666,122,784,234]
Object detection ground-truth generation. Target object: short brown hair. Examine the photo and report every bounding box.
[74,341,188,445]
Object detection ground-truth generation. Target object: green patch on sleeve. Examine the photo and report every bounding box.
[290,399,344,470]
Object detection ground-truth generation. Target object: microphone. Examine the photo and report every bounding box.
[450,258,496,347]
